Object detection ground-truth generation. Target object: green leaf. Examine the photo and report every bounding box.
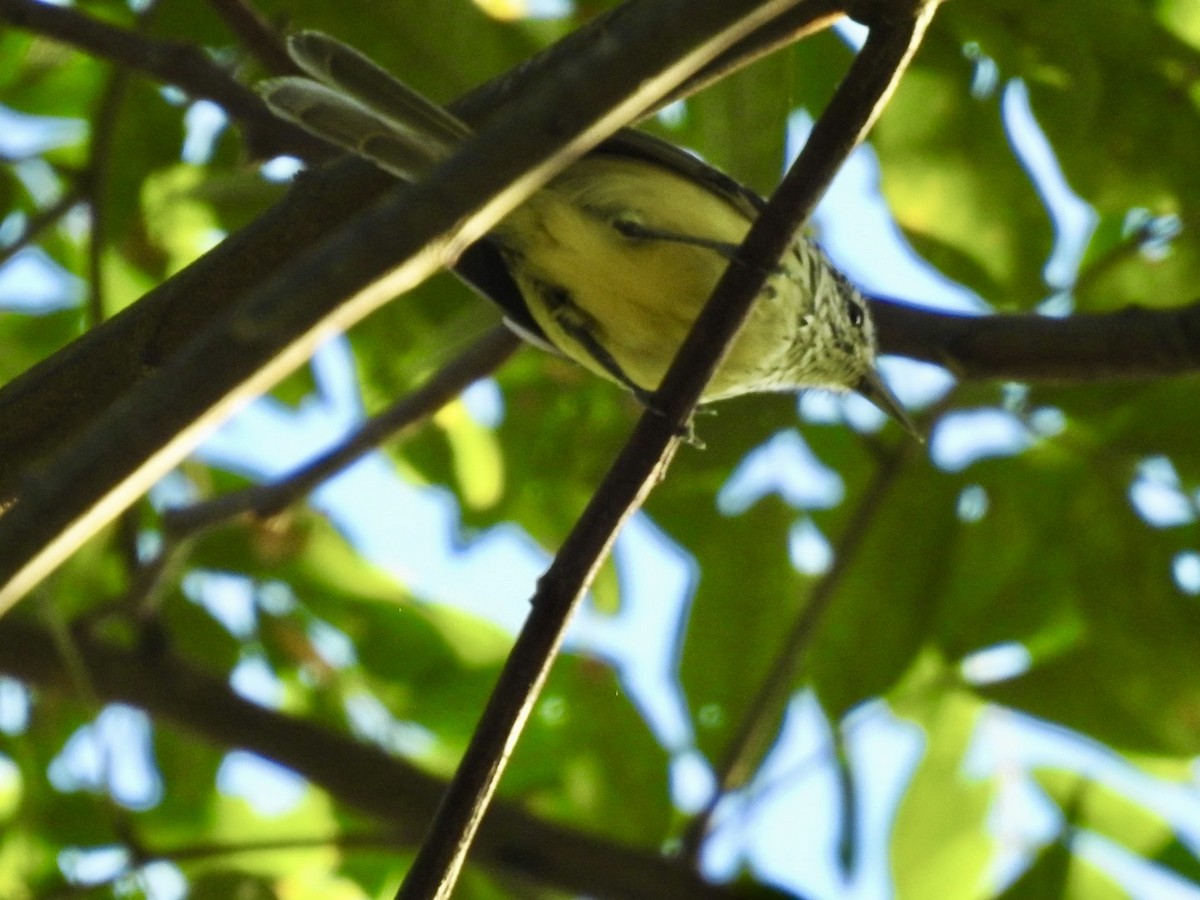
[945,0,1200,310]
[508,658,672,843]
[1031,770,1200,887]
[994,838,1125,900]
[969,450,1200,755]
[189,870,280,900]
[874,25,1055,306]
[890,673,997,900]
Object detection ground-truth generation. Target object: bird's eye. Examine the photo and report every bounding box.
[847,299,865,328]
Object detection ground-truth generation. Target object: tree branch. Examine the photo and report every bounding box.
[657,0,843,108]
[0,0,817,627]
[0,617,790,900]
[205,0,300,76]
[0,0,331,160]
[159,325,520,538]
[0,188,83,269]
[394,4,940,899]
[0,0,839,542]
[871,296,1200,382]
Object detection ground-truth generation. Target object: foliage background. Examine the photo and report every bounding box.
[1,0,1200,898]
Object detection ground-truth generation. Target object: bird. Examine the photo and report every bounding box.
[259,31,916,435]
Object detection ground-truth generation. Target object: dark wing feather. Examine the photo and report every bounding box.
[454,128,767,341]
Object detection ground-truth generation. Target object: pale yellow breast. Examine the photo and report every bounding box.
[494,155,780,397]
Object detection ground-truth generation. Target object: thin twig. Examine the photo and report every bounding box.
[99,326,516,634]
[83,48,124,327]
[0,0,334,161]
[718,658,961,862]
[1072,218,1164,299]
[160,324,519,538]
[679,430,921,859]
[0,189,82,268]
[35,593,150,881]
[81,0,166,318]
[205,0,300,76]
[38,831,407,900]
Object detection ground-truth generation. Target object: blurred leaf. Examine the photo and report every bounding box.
[1037,377,1200,470]
[1,31,105,134]
[1153,837,1200,889]
[1031,770,1200,884]
[890,675,996,900]
[189,870,280,900]
[201,788,340,877]
[432,398,505,511]
[0,828,56,900]
[190,170,289,234]
[944,0,1200,310]
[0,308,83,385]
[140,724,226,842]
[189,512,410,607]
[141,164,223,275]
[683,47,791,196]
[807,449,960,719]
[994,837,1071,900]
[994,838,1125,900]
[508,657,671,843]
[100,79,187,271]
[665,400,816,762]
[968,450,1200,755]
[158,584,243,674]
[874,26,1055,307]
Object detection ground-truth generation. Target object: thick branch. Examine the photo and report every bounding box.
[872,296,1200,382]
[0,0,817,619]
[0,618,787,900]
[4,0,1198,516]
[0,0,834,530]
[657,0,842,107]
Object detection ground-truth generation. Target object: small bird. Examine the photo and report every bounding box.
[260,31,916,434]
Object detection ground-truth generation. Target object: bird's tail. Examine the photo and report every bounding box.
[258,31,470,181]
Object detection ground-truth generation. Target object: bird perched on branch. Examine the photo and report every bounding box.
[260,31,915,434]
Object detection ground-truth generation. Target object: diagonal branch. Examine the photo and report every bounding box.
[0,1,764,506]
[0,188,83,269]
[394,4,942,899]
[4,0,1197,521]
[205,0,301,76]
[160,325,520,538]
[0,0,816,622]
[0,0,840,525]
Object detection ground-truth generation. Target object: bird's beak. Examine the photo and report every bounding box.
[856,367,923,442]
